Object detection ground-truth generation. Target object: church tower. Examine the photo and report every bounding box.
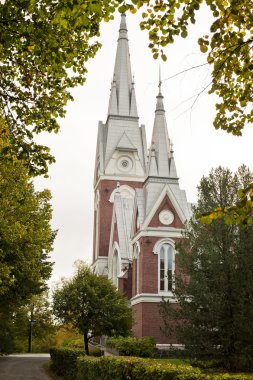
[92,14,148,276]
[92,14,192,345]
[130,80,191,343]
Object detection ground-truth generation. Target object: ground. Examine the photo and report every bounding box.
[0,353,52,380]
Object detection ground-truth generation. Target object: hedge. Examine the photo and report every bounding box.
[105,336,156,357]
[50,347,86,380]
[77,356,253,380]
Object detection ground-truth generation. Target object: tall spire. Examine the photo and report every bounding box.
[107,14,138,118]
[147,71,177,178]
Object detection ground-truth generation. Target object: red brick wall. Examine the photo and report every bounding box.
[93,179,143,260]
[132,302,179,344]
[139,236,159,294]
[132,303,143,338]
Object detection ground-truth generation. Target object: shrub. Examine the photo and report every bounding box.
[50,347,86,380]
[88,346,103,357]
[77,356,201,380]
[105,336,156,357]
[77,356,253,380]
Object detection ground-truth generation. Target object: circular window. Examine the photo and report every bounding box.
[159,210,174,225]
[117,156,133,172]
[121,160,129,168]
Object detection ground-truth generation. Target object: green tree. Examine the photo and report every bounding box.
[0,0,120,176]
[0,118,55,311]
[122,0,253,136]
[0,292,57,353]
[1,1,252,176]
[160,166,253,371]
[52,263,133,355]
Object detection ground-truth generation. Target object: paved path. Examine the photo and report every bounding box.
[0,354,52,380]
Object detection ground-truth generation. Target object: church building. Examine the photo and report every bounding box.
[92,14,192,344]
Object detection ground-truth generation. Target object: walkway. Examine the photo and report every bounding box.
[0,353,51,380]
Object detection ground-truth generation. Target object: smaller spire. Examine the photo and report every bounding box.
[119,13,128,40]
[156,67,165,112]
[158,64,162,95]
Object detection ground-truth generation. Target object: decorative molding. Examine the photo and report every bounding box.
[159,210,174,225]
[152,238,176,254]
[109,184,135,203]
[145,177,179,185]
[132,228,183,243]
[130,293,177,305]
[106,115,139,122]
[142,184,187,229]
[94,175,145,190]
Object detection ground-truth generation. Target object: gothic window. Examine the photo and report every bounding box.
[112,249,119,286]
[133,243,140,295]
[159,243,174,292]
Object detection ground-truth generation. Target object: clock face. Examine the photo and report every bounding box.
[159,210,174,225]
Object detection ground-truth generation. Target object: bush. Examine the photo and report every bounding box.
[77,356,201,380]
[77,356,253,380]
[88,346,103,357]
[105,336,156,357]
[50,347,86,380]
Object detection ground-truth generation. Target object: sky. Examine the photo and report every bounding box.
[35,7,253,287]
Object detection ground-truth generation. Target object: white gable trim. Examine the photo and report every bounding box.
[142,184,186,229]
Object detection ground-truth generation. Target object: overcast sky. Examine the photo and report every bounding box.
[35,7,253,287]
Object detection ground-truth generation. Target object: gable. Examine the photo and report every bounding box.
[148,194,184,229]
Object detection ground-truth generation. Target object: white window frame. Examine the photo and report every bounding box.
[153,238,175,295]
[133,242,140,295]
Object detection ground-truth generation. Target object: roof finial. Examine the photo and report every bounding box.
[158,64,162,95]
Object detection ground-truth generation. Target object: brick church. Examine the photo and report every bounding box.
[92,14,192,344]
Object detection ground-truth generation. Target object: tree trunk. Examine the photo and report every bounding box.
[84,332,89,355]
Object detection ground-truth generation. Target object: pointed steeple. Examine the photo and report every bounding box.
[147,73,171,177]
[107,14,138,118]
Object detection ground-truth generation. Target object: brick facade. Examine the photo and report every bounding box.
[93,179,143,260]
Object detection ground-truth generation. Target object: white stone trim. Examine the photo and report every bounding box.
[153,238,176,254]
[94,175,144,190]
[156,241,176,293]
[142,184,186,229]
[132,228,183,243]
[130,293,176,305]
[109,184,135,203]
[91,256,108,276]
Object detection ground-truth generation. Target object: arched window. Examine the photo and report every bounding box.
[133,243,140,295]
[159,243,174,292]
[112,249,119,286]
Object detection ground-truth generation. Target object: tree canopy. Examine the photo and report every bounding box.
[0,0,252,175]
[160,165,253,371]
[0,118,55,308]
[52,263,133,355]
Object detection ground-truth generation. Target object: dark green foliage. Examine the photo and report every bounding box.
[77,356,202,380]
[52,263,133,355]
[106,336,156,357]
[160,166,253,371]
[50,347,86,380]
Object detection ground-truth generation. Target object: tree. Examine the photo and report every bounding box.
[0,118,55,310]
[122,0,253,136]
[52,263,133,355]
[0,0,121,175]
[160,166,253,371]
[0,292,57,353]
[1,1,252,176]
